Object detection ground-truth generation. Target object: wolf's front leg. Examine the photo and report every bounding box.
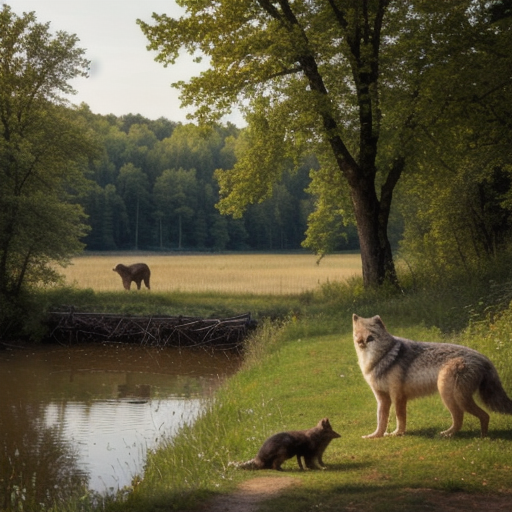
[364,391,391,438]
[387,394,407,436]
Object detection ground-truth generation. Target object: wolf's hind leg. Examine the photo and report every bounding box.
[439,404,464,436]
[438,358,467,436]
[461,395,489,437]
[439,358,490,437]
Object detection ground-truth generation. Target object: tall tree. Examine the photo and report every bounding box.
[153,168,198,249]
[139,0,407,287]
[117,164,151,249]
[139,0,512,287]
[0,5,96,321]
[396,2,512,276]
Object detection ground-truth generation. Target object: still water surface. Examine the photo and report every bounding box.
[0,343,240,503]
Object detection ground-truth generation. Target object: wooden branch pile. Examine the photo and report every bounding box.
[44,310,257,351]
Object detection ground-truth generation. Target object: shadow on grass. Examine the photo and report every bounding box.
[227,461,370,474]
[322,461,371,472]
[486,428,512,440]
[121,466,509,512]
[268,482,456,512]
[404,427,512,440]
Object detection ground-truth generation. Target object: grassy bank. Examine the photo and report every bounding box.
[38,252,511,331]
[113,309,512,512]
[34,250,512,334]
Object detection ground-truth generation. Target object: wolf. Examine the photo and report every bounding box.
[352,314,512,438]
[234,418,340,471]
[113,263,151,290]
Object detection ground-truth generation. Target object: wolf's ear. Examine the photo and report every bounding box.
[352,314,359,322]
[374,315,386,329]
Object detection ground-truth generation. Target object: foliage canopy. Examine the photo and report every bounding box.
[0,5,97,331]
[139,0,512,287]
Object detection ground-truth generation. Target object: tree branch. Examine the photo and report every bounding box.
[265,66,303,80]
[326,0,348,29]
[256,0,284,22]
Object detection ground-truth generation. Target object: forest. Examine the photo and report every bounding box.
[77,110,356,253]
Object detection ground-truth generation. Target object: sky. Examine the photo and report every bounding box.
[7,0,229,124]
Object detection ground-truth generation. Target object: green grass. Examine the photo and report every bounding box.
[111,314,512,512]
[35,258,509,332]
[38,286,308,319]
[24,257,512,511]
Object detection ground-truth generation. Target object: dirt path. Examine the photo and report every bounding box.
[203,476,299,512]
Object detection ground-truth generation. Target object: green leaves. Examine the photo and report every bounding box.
[139,0,402,287]
[0,6,96,312]
[141,0,512,286]
[216,100,291,217]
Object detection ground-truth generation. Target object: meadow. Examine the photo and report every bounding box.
[38,253,512,512]
[118,314,512,512]
[59,252,362,295]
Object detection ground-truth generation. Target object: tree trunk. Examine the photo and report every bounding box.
[351,181,397,288]
[178,214,182,250]
[284,1,398,288]
[135,195,139,250]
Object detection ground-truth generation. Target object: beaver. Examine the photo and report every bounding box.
[113,263,151,290]
[234,418,340,471]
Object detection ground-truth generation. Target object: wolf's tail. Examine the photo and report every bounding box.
[479,365,512,414]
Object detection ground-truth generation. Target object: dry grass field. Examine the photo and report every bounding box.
[59,252,362,295]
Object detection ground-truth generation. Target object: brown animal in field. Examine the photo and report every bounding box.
[233,418,340,471]
[113,263,151,290]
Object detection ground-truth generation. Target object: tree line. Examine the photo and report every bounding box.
[78,111,348,252]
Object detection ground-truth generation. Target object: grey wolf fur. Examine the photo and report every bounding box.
[352,314,512,437]
[113,263,151,290]
[235,418,340,471]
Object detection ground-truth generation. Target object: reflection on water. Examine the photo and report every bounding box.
[0,401,87,511]
[0,343,240,510]
[43,397,202,493]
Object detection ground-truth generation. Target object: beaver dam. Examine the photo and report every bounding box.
[44,310,256,351]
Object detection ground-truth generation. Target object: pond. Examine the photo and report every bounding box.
[0,343,241,508]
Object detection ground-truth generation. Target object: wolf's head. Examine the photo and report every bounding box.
[352,314,388,349]
[352,314,397,370]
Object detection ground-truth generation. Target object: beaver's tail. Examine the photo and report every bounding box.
[228,458,261,470]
